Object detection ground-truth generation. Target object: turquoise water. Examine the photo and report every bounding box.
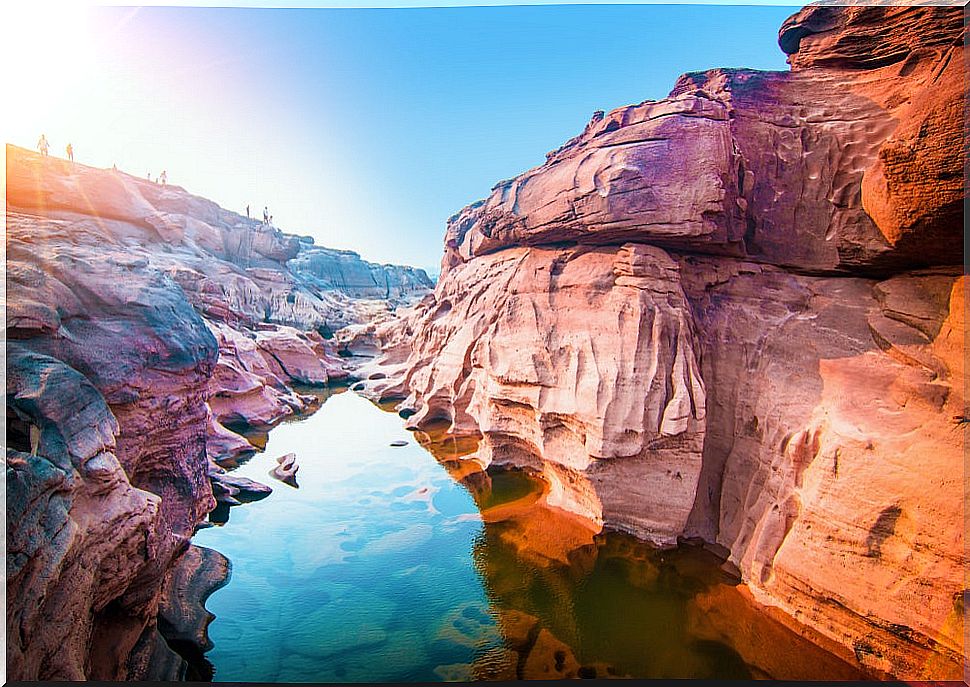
[192,389,864,682]
[194,390,502,682]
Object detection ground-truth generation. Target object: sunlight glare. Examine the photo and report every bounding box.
[2,3,97,155]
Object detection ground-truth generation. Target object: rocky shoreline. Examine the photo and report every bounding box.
[5,147,430,680]
[354,4,967,679]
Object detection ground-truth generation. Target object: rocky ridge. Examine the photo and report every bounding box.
[4,146,431,680]
[358,4,967,679]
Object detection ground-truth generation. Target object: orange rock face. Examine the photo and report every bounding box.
[364,4,966,678]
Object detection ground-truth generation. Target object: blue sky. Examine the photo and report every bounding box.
[9,4,796,272]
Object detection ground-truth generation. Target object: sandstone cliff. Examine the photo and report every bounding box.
[4,145,430,679]
[361,4,966,678]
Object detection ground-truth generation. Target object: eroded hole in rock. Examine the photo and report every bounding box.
[6,409,34,454]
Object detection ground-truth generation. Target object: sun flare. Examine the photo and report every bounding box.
[2,3,97,151]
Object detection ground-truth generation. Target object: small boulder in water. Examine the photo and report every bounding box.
[271,452,300,487]
[211,472,273,503]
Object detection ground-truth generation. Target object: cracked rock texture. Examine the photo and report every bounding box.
[362,4,966,678]
[5,144,429,679]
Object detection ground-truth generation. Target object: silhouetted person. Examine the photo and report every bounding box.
[66,143,73,161]
[159,170,168,185]
[246,204,250,218]
[263,206,269,223]
[147,171,152,181]
[37,134,49,156]
[112,163,118,171]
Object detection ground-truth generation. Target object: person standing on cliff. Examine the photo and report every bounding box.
[263,206,269,224]
[66,143,74,162]
[159,170,168,185]
[37,134,49,156]
[246,204,250,218]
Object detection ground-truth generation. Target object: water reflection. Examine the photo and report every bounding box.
[190,390,864,682]
[413,413,866,681]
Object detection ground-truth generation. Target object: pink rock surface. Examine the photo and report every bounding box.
[254,325,342,386]
[440,5,962,275]
[368,4,966,678]
[371,243,706,543]
[206,322,307,430]
[7,347,165,680]
[4,144,419,679]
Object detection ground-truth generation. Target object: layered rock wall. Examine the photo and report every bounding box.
[7,148,432,332]
[7,348,167,679]
[289,244,434,300]
[363,4,967,678]
[381,244,706,541]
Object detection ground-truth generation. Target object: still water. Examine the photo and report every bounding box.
[193,389,863,682]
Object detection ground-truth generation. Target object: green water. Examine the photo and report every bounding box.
[192,390,863,682]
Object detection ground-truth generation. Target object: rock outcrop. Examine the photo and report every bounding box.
[361,4,966,679]
[289,244,434,300]
[6,347,167,680]
[7,148,431,332]
[5,144,429,679]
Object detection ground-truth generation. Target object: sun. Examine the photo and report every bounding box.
[1,2,95,154]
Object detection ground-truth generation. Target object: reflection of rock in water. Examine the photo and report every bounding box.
[446,456,865,680]
[686,583,865,680]
[372,401,869,679]
[133,544,230,680]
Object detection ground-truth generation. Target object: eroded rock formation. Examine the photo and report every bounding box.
[7,347,167,680]
[5,145,430,679]
[361,4,966,678]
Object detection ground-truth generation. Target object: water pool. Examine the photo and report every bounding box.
[192,389,863,682]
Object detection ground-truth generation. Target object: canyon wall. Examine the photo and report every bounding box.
[4,146,430,679]
[362,5,967,678]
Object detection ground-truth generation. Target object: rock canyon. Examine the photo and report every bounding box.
[5,2,967,681]
[5,146,431,679]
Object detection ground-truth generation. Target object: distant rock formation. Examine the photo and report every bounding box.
[4,145,430,680]
[290,243,435,300]
[6,147,431,333]
[360,4,966,679]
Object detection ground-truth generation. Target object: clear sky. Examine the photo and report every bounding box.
[4,3,796,273]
